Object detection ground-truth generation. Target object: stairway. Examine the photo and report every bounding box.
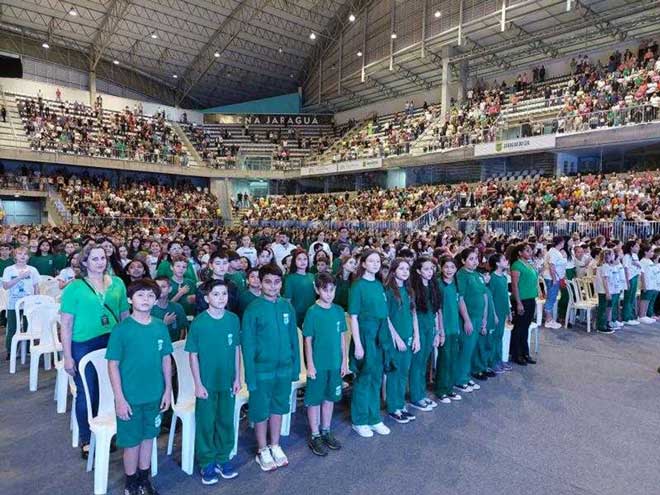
[231,207,251,227]
[0,90,30,150]
[171,121,204,168]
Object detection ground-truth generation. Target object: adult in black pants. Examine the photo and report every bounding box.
[508,242,539,365]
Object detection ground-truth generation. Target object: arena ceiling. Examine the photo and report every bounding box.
[0,0,658,111]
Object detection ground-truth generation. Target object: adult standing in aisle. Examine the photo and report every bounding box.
[509,243,539,365]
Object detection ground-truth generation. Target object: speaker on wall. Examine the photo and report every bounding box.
[0,55,23,78]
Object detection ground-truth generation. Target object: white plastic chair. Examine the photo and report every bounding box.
[281,330,307,437]
[39,277,62,299]
[69,378,79,447]
[230,356,249,459]
[79,349,158,495]
[528,322,540,354]
[0,287,8,315]
[9,294,55,373]
[166,341,195,475]
[565,279,598,333]
[502,323,512,363]
[27,303,61,391]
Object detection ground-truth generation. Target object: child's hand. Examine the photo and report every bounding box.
[494,314,499,327]
[232,379,241,395]
[412,336,421,353]
[178,285,189,296]
[160,391,171,412]
[307,364,317,380]
[341,360,349,377]
[354,344,365,360]
[481,326,487,336]
[163,312,176,326]
[464,320,474,335]
[195,384,208,399]
[186,294,195,304]
[393,334,406,352]
[115,398,132,421]
[516,302,524,315]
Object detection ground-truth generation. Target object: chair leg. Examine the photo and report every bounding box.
[150,440,158,477]
[93,433,112,495]
[230,401,243,459]
[9,337,19,374]
[166,414,178,456]
[87,434,96,473]
[44,352,52,370]
[280,386,295,436]
[29,351,41,392]
[180,416,195,475]
[56,370,68,414]
[20,340,27,365]
[535,327,540,354]
[587,311,592,333]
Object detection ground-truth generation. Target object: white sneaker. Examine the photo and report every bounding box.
[625,319,640,326]
[369,422,391,435]
[614,321,624,328]
[437,395,452,404]
[269,444,288,467]
[467,380,481,391]
[352,424,374,438]
[449,393,462,401]
[639,316,656,324]
[255,447,277,471]
[424,398,438,409]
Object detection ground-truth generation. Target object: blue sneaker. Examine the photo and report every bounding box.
[201,463,218,485]
[215,461,238,479]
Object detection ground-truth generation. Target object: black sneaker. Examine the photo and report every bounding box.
[472,372,488,381]
[485,369,497,378]
[388,411,410,424]
[401,409,416,421]
[308,435,328,456]
[321,431,342,450]
[597,328,615,334]
[139,477,159,495]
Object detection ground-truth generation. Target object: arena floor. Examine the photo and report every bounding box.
[2,322,660,495]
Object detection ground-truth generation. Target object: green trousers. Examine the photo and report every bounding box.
[597,293,620,330]
[385,346,411,413]
[471,329,491,375]
[611,292,621,322]
[350,319,384,426]
[646,290,659,317]
[455,316,481,386]
[195,390,235,468]
[408,326,434,403]
[488,318,506,368]
[622,275,639,321]
[434,334,459,396]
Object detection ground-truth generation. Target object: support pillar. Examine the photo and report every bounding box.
[440,47,450,122]
[89,70,97,107]
[209,178,233,222]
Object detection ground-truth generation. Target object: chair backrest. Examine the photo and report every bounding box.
[78,348,115,422]
[26,303,60,348]
[39,279,61,299]
[170,340,195,407]
[565,280,578,305]
[39,275,56,283]
[16,294,56,333]
[0,287,8,312]
[538,277,547,298]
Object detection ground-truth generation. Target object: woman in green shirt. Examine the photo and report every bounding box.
[28,239,56,276]
[282,249,316,326]
[60,244,130,459]
[508,242,539,365]
[334,255,357,311]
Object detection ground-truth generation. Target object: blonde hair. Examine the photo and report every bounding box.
[79,244,107,277]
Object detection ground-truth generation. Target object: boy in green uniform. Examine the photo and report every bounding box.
[241,264,300,472]
[237,268,261,319]
[169,255,196,316]
[225,251,247,292]
[106,279,173,495]
[0,242,15,275]
[488,254,513,373]
[186,279,241,485]
[152,277,188,342]
[53,240,76,273]
[303,273,348,456]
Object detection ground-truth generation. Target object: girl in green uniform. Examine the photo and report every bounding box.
[282,249,316,326]
[237,268,261,319]
[409,256,441,411]
[488,254,512,373]
[334,255,357,311]
[157,241,198,282]
[454,248,487,393]
[384,258,419,424]
[472,269,495,381]
[435,256,465,402]
[169,255,197,316]
[348,250,390,438]
[638,245,658,322]
[595,249,616,333]
[28,239,56,276]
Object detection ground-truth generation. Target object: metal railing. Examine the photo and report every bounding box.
[456,220,660,240]
[73,216,223,228]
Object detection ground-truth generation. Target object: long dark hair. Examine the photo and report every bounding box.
[384,257,415,311]
[506,242,531,265]
[353,249,382,283]
[455,247,477,270]
[411,256,441,314]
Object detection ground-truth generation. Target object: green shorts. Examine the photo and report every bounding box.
[248,377,292,423]
[304,369,342,406]
[116,401,161,448]
[642,290,658,301]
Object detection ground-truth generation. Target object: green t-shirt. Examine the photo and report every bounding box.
[105,317,173,405]
[151,301,188,342]
[226,271,247,292]
[386,286,414,343]
[241,296,300,388]
[303,303,346,370]
[456,268,487,319]
[185,310,239,391]
[334,276,351,311]
[331,258,341,274]
[28,254,56,276]
[415,283,436,334]
[282,272,316,325]
[488,272,511,319]
[438,279,460,335]
[156,259,198,282]
[237,289,259,318]
[169,277,197,316]
[511,260,539,300]
[0,257,14,276]
[60,276,129,342]
[53,253,69,273]
[348,278,388,320]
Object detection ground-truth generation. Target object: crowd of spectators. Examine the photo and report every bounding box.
[18,94,190,166]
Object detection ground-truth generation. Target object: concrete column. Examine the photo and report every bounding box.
[209,178,232,221]
[457,62,468,101]
[440,46,451,122]
[386,169,406,189]
[89,70,97,107]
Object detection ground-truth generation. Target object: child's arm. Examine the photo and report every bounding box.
[107,360,132,420]
[189,352,208,399]
[171,284,189,303]
[481,294,488,335]
[232,346,241,395]
[412,311,421,352]
[433,309,445,348]
[458,297,473,335]
[340,332,348,377]
[240,310,257,390]
[350,315,364,359]
[304,336,316,380]
[160,354,172,412]
[387,317,406,352]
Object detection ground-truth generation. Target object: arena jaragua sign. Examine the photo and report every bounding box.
[204,113,333,126]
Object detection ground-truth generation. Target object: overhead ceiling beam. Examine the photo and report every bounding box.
[90,0,133,70]
[393,63,434,92]
[572,0,628,42]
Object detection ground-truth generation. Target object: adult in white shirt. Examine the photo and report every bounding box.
[621,241,642,324]
[573,244,592,278]
[236,234,258,268]
[542,236,567,328]
[145,240,161,278]
[307,231,332,263]
[271,232,296,269]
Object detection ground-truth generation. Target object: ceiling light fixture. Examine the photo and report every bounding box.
[391,33,397,39]
[278,47,283,53]
[68,7,78,16]
[172,74,178,79]
[309,32,316,40]
[214,52,220,58]
[349,14,356,22]
[42,42,50,49]
[150,33,158,39]
[113,59,119,65]
[434,10,442,18]
[357,51,362,57]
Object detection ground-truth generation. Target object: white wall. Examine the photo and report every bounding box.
[0,77,203,123]
[335,88,439,124]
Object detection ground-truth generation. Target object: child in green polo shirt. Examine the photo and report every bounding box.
[282,248,316,326]
[186,279,241,485]
[152,276,188,342]
[237,268,261,319]
[169,255,196,316]
[225,251,247,292]
[241,264,300,472]
[488,254,513,374]
[303,273,348,456]
[106,279,173,495]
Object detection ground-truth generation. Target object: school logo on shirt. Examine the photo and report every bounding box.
[335,385,342,397]
[336,321,341,333]
[383,292,387,301]
[227,333,233,346]
[154,414,161,428]
[283,313,290,325]
[157,339,163,351]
